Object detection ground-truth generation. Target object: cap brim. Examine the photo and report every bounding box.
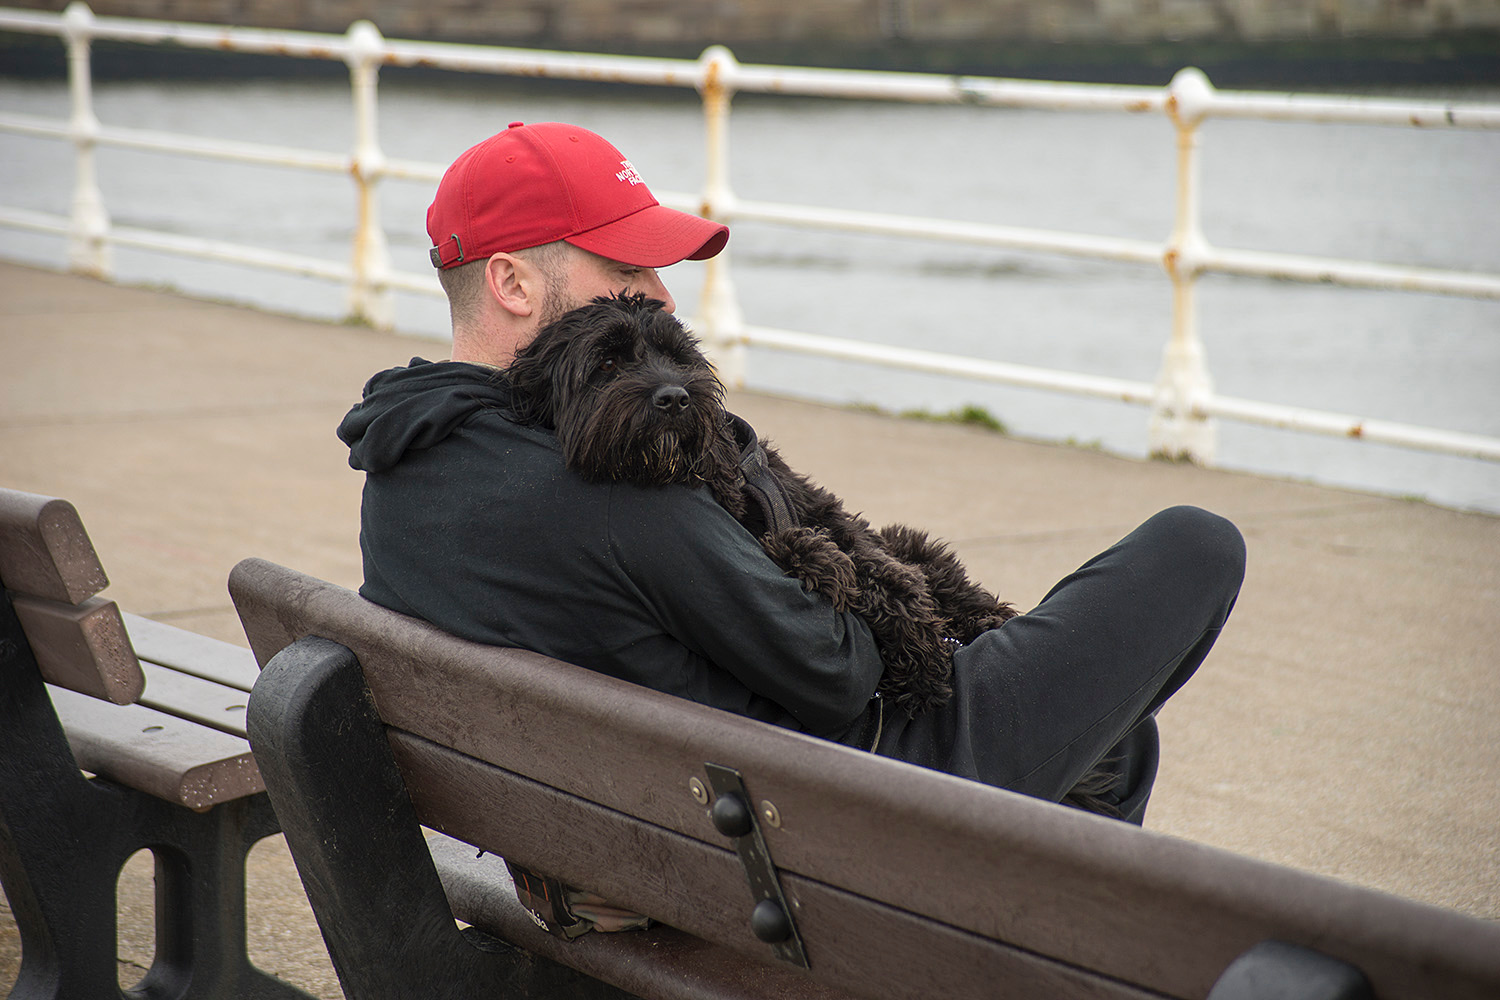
[565,204,729,268]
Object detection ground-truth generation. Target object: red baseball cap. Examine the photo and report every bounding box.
[426,121,728,270]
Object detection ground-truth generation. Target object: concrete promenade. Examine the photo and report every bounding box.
[1,260,1496,995]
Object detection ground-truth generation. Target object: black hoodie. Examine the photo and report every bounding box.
[338,358,883,740]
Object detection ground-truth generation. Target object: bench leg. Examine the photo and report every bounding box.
[0,763,125,999]
[131,791,317,1000]
[247,636,640,1000]
[0,599,315,1000]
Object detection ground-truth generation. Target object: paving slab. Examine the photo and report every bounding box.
[1,261,1496,996]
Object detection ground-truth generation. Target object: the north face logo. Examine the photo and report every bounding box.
[616,159,645,185]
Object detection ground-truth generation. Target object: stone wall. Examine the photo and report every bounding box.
[8,0,1499,48]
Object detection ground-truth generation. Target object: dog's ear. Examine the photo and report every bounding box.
[504,358,550,427]
[506,303,617,427]
[505,317,581,427]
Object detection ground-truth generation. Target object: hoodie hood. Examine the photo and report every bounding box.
[338,358,513,473]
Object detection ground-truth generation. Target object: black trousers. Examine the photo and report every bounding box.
[874,505,1246,825]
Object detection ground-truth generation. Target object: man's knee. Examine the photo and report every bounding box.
[1144,505,1246,592]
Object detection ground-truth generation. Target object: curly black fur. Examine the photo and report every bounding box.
[506,293,1123,818]
[505,294,744,498]
[506,293,1017,716]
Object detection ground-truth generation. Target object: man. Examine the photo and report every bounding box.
[339,121,1245,826]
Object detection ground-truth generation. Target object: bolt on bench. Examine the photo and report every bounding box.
[0,488,315,1000]
[230,555,1500,1000]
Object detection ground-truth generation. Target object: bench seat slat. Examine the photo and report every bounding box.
[11,593,143,704]
[124,611,260,691]
[139,661,251,738]
[399,735,1161,1000]
[50,685,263,811]
[0,490,109,604]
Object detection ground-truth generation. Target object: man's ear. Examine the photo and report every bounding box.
[483,252,539,318]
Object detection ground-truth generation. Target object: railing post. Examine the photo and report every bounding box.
[696,45,746,387]
[61,2,111,279]
[344,20,394,331]
[1151,67,1217,463]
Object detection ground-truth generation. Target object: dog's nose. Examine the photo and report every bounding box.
[652,385,691,415]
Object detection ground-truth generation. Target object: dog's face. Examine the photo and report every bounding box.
[506,293,732,487]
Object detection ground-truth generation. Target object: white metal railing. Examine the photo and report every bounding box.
[1,2,1497,465]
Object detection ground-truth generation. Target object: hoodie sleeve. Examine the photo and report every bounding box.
[604,482,885,736]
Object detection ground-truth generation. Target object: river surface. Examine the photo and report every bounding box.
[2,73,1497,513]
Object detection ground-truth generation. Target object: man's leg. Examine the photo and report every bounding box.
[874,505,1245,824]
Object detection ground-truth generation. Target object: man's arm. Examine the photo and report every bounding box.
[606,482,885,736]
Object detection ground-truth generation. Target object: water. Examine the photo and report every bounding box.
[2,73,1498,513]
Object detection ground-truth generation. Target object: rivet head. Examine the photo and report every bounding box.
[689,777,709,805]
[750,898,791,943]
[710,792,753,838]
[761,800,781,828]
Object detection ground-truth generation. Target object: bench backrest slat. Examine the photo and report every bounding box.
[230,556,1500,1000]
[11,593,144,704]
[393,730,1162,1000]
[1,488,145,704]
[0,490,109,604]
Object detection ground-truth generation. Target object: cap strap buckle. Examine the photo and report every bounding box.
[429,234,464,268]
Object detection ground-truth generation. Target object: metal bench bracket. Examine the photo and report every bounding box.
[703,762,809,968]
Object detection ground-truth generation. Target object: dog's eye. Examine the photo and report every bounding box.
[598,357,618,375]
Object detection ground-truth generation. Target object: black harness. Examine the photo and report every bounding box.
[728,414,796,537]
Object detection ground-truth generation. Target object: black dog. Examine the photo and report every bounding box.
[505,292,1017,716]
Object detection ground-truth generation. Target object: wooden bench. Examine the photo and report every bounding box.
[229,556,1500,1000]
[0,488,315,1000]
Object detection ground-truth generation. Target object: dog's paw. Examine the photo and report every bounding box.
[762,526,858,610]
[948,605,1020,643]
[878,522,1017,642]
[872,619,956,715]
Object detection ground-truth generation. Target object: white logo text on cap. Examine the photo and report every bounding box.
[616,160,645,186]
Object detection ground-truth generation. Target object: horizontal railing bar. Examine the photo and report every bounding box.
[382,157,444,183]
[384,269,443,296]
[0,204,432,293]
[0,8,63,33]
[96,122,349,172]
[732,198,1166,266]
[0,112,448,184]
[727,65,1500,127]
[655,191,701,215]
[1205,90,1500,129]
[740,325,1500,461]
[740,325,1159,405]
[2,8,1496,130]
[1203,396,1500,461]
[0,205,70,236]
[1202,246,1500,300]
[731,63,1167,111]
[0,8,357,60]
[107,225,353,281]
[7,183,1496,304]
[0,112,352,172]
[0,111,72,141]
[731,198,1500,300]
[373,36,705,87]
